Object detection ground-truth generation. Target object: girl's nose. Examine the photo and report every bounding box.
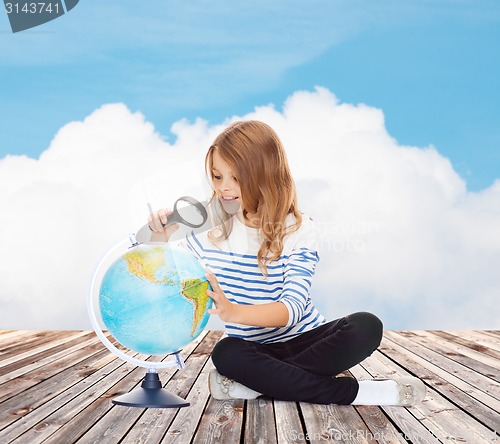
[219,178,231,191]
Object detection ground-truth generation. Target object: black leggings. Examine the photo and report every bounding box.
[211,311,383,405]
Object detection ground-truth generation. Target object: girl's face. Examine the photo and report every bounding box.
[211,150,242,214]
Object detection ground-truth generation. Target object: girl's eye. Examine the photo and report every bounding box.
[213,175,222,180]
[233,177,238,183]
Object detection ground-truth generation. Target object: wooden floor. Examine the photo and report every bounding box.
[0,330,498,443]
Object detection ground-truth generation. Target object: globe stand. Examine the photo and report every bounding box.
[113,365,189,408]
[88,235,212,410]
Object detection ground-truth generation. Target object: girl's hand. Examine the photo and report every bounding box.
[205,270,288,328]
[205,270,238,323]
[148,208,179,241]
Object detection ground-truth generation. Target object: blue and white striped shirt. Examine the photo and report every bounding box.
[185,214,326,343]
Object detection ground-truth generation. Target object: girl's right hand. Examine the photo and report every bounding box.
[148,208,179,241]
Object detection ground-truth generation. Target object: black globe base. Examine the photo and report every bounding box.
[112,371,190,408]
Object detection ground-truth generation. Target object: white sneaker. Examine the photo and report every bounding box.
[209,369,261,400]
[395,377,427,406]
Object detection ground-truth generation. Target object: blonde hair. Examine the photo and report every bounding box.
[205,120,302,275]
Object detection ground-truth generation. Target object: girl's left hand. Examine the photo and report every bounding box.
[205,270,237,323]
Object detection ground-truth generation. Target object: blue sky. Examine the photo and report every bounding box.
[1,0,499,191]
[2,0,500,331]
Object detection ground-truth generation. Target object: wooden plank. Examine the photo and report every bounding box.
[385,331,500,409]
[68,364,173,444]
[300,402,376,443]
[118,331,220,444]
[0,339,112,421]
[458,329,500,343]
[0,353,129,443]
[471,330,500,346]
[482,330,500,339]
[349,363,432,444]
[386,331,500,402]
[0,334,107,404]
[159,357,214,444]
[0,330,43,344]
[245,397,277,444]
[43,333,210,444]
[437,330,500,355]
[0,330,33,348]
[362,344,499,443]
[72,331,218,444]
[192,398,244,444]
[42,357,180,444]
[378,335,500,435]
[1,330,499,444]
[399,330,500,381]
[415,390,499,443]
[0,331,99,383]
[347,364,412,444]
[274,400,307,444]
[356,406,410,444]
[0,330,91,370]
[0,331,66,360]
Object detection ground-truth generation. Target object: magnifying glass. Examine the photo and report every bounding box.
[136,195,218,244]
[147,195,208,230]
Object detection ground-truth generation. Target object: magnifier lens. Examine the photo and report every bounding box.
[176,199,205,226]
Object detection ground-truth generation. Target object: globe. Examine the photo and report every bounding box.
[98,243,212,356]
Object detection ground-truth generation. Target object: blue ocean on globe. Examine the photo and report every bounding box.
[99,244,212,355]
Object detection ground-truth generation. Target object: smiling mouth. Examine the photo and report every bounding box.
[219,196,240,214]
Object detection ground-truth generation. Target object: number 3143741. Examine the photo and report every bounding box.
[5,2,61,14]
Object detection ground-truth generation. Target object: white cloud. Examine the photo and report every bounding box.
[1,87,499,331]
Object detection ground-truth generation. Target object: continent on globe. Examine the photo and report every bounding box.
[181,278,210,336]
[123,247,174,285]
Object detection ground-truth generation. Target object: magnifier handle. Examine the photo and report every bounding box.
[161,211,183,227]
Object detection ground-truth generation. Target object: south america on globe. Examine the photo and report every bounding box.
[99,244,212,355]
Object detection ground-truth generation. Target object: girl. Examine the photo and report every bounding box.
[149,120,426,406]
